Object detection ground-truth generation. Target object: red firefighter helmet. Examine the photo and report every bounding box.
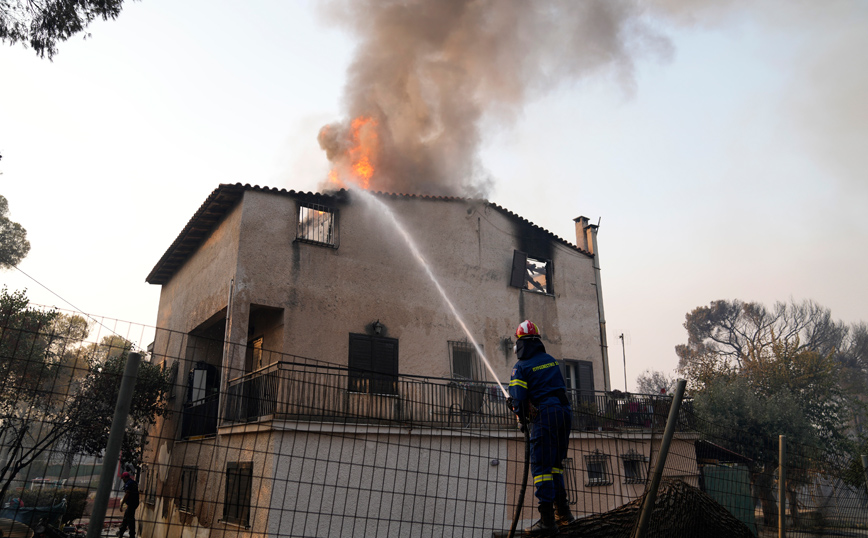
[515,320,541,339]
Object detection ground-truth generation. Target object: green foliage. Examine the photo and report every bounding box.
[695,376,818,467]
[65,348,172,467]
[0,0,129,59]
[0,195,30,269]
[0,288,172,503]
[678,298,865,456]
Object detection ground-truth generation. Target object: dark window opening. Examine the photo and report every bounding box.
[179,466,197,513]
[585,450,612,486]
[348,333,398,395]
[449,341,482,381]
[141,465,156,505]
[509,250,553,294]
[621,450,648,484]
[223,461,252,526]
[297,203,337,247]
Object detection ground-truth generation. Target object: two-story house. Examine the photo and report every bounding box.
[138,183,693,538]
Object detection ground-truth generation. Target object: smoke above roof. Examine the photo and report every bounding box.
[317,0,868,197]
[317,0,672,197]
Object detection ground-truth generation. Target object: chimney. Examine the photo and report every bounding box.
[574,216,590,252]
[575,215,610,391]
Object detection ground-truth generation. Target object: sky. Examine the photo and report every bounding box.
[1,0,866,391]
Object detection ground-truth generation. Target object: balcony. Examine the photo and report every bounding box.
[198,361,695,434]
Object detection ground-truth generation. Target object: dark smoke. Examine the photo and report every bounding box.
[318,0,672,197]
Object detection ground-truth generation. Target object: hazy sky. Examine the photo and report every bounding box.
[1,0,866,391]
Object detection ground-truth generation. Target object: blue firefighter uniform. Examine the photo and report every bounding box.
[509,339,572,502]
[508,320,574,535]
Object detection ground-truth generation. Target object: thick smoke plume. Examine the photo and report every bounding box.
[318,0,672,196]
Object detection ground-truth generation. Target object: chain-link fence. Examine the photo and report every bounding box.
[0,304,865,537]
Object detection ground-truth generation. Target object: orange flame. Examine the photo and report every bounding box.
[326,116,379,190]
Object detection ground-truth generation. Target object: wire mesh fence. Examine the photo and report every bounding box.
[0,303,866,538]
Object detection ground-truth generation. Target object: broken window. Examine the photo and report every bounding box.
[297,203,337,247]
[585,450,612,486]
[509,250,553,294]
[449,341,482,380]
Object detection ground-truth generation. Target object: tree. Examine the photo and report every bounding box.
[0,195,30,269]
[63,336,172,468]
[677,299,849,381]
[0,288,171,503]
[694,376,819,526]
[678,298,866,527]
[0,0,128,59]
[676,299,860,443]
[635,369,677,395]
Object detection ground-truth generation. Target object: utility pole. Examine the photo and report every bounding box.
[619,333,627,391]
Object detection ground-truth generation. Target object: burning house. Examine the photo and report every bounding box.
[139,181,656,537]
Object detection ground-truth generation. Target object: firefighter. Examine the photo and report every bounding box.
[508,320,575,536]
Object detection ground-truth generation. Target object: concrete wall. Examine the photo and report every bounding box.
[144,186,612,538]
[267,424,510,538]
[201,189,604,387]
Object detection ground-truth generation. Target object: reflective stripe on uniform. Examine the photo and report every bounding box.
[533,474,554,484]
[552,467,562,474]
[509,379,528,389]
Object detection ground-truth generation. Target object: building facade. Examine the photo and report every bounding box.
[139,183,693,537]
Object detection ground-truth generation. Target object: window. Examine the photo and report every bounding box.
[179,466,197,513]
[560,458,580,505]
[621,450,648,484]
[509,250,553,294]
[449,341,482,380]
[141,465,157,505]
[223,461,253,526]
[585,450,612,486]
[348,334,398,395]
[297,203,337,247]
[563,360,594,393]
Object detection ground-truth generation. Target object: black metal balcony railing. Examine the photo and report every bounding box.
[180,361,694,438]
[181,393,219,438]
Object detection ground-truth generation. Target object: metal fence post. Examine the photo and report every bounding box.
[87,352,142,538]
[631,378,687,538]
[779,435,786,538]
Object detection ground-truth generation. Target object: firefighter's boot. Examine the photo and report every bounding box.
[554,496,575,527]
[524,502,559,537]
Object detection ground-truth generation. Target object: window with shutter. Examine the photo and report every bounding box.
[223,461,252,526]
[348,333,398,395]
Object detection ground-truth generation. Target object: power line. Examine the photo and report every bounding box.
[12,264,126,343]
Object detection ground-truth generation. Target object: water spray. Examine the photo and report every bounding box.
[356,190,510,399]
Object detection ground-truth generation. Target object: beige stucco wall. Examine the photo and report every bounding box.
[144,186,614,538]
[166,189,606,388]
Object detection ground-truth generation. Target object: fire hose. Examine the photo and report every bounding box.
[507,415,530,538]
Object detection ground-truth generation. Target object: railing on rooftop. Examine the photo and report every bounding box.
[174,361,697,438]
